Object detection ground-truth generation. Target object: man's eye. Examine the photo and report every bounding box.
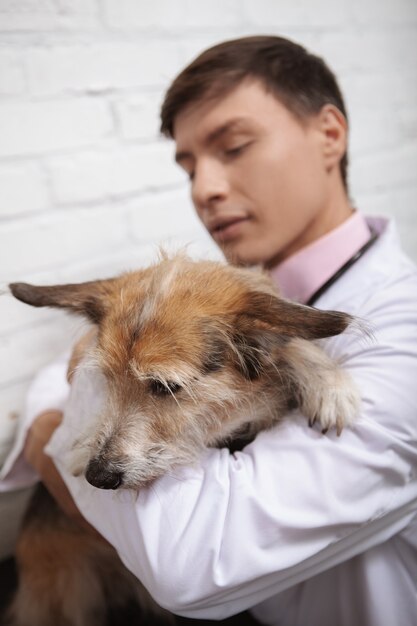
[224,142,250,157]
[149,379,182,396]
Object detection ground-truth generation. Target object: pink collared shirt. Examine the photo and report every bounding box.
[270,211,371,304]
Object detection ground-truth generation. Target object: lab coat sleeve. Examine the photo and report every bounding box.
[0,351,71,491]
[45,278,417,619]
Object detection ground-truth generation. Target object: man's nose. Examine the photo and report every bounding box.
[192,159,229,209]
[85,457,124,490]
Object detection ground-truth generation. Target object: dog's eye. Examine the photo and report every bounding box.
[149,379,182,396]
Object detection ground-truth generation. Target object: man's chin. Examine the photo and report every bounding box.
[222,245,266,268]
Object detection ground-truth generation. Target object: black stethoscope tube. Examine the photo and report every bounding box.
[306,229,379,307]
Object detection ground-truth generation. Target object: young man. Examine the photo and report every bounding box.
[2,36,417,626]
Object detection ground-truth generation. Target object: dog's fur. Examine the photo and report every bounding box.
[7,252,360,625]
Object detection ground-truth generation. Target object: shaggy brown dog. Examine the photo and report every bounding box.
[7,253,360,625]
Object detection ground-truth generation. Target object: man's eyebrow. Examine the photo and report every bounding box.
[175,118,252,164]
[205,117,251,145]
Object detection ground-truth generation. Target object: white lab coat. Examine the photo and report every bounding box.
[2,217,417,626]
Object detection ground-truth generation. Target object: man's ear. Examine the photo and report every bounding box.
[318,104,347,171]
[9,278,115,324]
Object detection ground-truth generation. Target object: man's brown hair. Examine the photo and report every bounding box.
[160,35,349,190]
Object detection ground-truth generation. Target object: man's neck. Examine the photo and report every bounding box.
[265,181,353,269]
[269,210,372,304]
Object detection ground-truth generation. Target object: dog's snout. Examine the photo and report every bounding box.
[85,458,124,490]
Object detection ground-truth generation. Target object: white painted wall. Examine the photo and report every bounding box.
[0,0,416,555]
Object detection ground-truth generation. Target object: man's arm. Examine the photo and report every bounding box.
[23,411,82,521]
[24,411,110,540]
[44,279,417,619]
[0,329,96,492]
[0,352,71,491]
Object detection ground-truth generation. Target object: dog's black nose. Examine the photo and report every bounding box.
[85,458,124,490]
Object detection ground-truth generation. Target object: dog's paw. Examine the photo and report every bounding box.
[304,369,360,436]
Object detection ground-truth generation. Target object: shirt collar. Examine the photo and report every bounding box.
[269,211,372,304]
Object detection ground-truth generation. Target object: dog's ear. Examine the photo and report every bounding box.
[230,324,287,380]
[229,290,354,380]
[9,279,115,324]
[242,291,353,340]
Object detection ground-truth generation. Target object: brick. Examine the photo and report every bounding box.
[341,71,417,110]
[181,34,236,68]
[356,187,416,224]
[243,0,349,27]
[56,244,163,285]
[25,42,183,97]
[313,30,417,74]
[0,295,61,338]
[58,245,156,280]
[114,92,163,141]
[398,108,417,141]
[103,0,178,29]
[0,206,127,281]
[48,143,182,205]
[357,186,417,263]
[391,188,417,263]
[127,187,219,261]
[350,145,417,194]
[0,0,100,32]
[102,0,243,30]
[0,98,113,158]
[1,257,150,335]
[170,233,222,263]
[1,239,166,333]
[0,163,49,217]
[0,49,26,96]
[388,187,417,229]
[179,0,243,28]
[349,109,406,156]
[0,316,76,387]
[366,187,417,224]
[349,0,417,26]
[3,240,157,290]
[355,190,394,217]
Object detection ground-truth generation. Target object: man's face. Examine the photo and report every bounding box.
[174,80,343,267]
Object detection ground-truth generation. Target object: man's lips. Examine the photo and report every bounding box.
[209,216,250,242]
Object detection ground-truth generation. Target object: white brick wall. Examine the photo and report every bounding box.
[0,1,416,549]
[0,98,114,157]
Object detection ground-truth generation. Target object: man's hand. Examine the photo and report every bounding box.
[24,410,105,539]
[24,409,62,477]
[24,410,81,520]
